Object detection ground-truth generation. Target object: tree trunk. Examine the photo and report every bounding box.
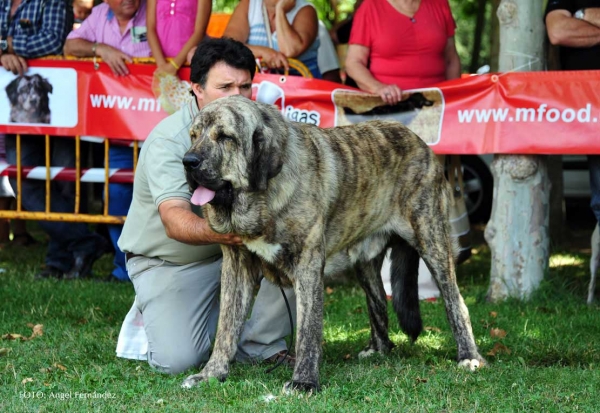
[469,0,489,73]
[485,0,548,301]
[489,0,501,72]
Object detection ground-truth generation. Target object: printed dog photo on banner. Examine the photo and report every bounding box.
[0,67,78,128]
[332,87,445,145]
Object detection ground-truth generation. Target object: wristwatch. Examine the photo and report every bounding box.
[0,39,8,53]
[574,8,586,20]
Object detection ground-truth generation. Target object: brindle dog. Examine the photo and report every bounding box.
[181,95,484,392]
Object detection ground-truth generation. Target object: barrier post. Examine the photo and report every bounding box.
[103,139,110,217]
[75,136,81,214]
[44,134,51,213]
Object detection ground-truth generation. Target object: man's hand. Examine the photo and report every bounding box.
[203,229,244,246]
[158,198,244,246]
[546,9,600,47]
[0,53,27,75]
[260,48,289,72]
[156,61,178,76]
[96,44,133,76]
[375,83,403,105]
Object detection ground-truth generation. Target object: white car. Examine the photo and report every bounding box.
[460,155,590,223]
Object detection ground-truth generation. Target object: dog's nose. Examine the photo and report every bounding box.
[183,153,201,170]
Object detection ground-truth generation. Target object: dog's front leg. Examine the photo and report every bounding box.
[182,247,258,389]
[283,241,325,393]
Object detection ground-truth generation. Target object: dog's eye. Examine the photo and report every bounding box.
[217,134,236,144]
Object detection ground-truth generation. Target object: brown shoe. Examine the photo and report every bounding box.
[265,350,296,369]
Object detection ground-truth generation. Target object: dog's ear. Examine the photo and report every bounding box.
[5,77,21,104]
[411,92,433,108]
[250,121,283,192]
[41,76,53,94]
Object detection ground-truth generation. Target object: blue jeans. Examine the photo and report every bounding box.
[107,145,134,281]
[5,135,106,273]
[589,155,600,224]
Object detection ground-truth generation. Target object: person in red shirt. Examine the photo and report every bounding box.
[345,0,465,301]
[345,0,460,105]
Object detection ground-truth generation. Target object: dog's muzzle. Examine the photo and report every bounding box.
[183,153,234,206]
[182,153,202,170]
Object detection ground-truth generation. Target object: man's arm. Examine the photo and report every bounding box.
[63,37,97,57]
[64,38,133,76]
[275,1,318,57]
[546,8,600,47]
[11,0,70,57]
[158,199,243,246]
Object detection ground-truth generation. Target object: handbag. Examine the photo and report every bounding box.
[446,155,473,265]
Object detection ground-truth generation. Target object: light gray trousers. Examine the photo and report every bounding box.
[127,255,297,374]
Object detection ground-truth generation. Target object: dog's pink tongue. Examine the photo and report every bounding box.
[191,186,216,206]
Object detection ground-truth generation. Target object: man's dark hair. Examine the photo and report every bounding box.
[190,37,256,88]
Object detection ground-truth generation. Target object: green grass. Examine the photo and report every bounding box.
[0,229,599,412]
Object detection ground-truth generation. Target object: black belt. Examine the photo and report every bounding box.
[125,252,143,262]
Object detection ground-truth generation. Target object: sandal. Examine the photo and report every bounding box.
[12,233,38,246]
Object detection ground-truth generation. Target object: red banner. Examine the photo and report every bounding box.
[1,59,600,154]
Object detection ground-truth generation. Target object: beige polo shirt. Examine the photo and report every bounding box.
[118,100,222,265]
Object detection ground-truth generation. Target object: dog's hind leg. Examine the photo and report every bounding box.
[389,239,423,343]
[412,219,485,371]
[354,250,395,358]
[182,247,259,389]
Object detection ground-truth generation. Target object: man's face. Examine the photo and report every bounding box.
[104,0,140,20]
[191,62,253,108]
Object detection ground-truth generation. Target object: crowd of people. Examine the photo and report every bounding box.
[0,0,342,281]
[0,0,344,374]
[2,0,595,375]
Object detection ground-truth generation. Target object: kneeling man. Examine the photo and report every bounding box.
[116,38,296,374]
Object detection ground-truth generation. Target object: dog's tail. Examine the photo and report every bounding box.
[390,242,423,342]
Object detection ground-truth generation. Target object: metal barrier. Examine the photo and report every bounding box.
[0,56,311,225]
[0,135,139,224]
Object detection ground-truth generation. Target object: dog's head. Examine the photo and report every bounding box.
[5,74,53,113]
[183,95,285,207]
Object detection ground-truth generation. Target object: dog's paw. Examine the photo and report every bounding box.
[358,348,376,359]
[358,341,393,359]
[283,380,320,394]
[182,373,226,389]
[457,358,483,372]
[181,373,205,389]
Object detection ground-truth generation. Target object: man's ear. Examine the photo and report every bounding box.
[191,83,204,107]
